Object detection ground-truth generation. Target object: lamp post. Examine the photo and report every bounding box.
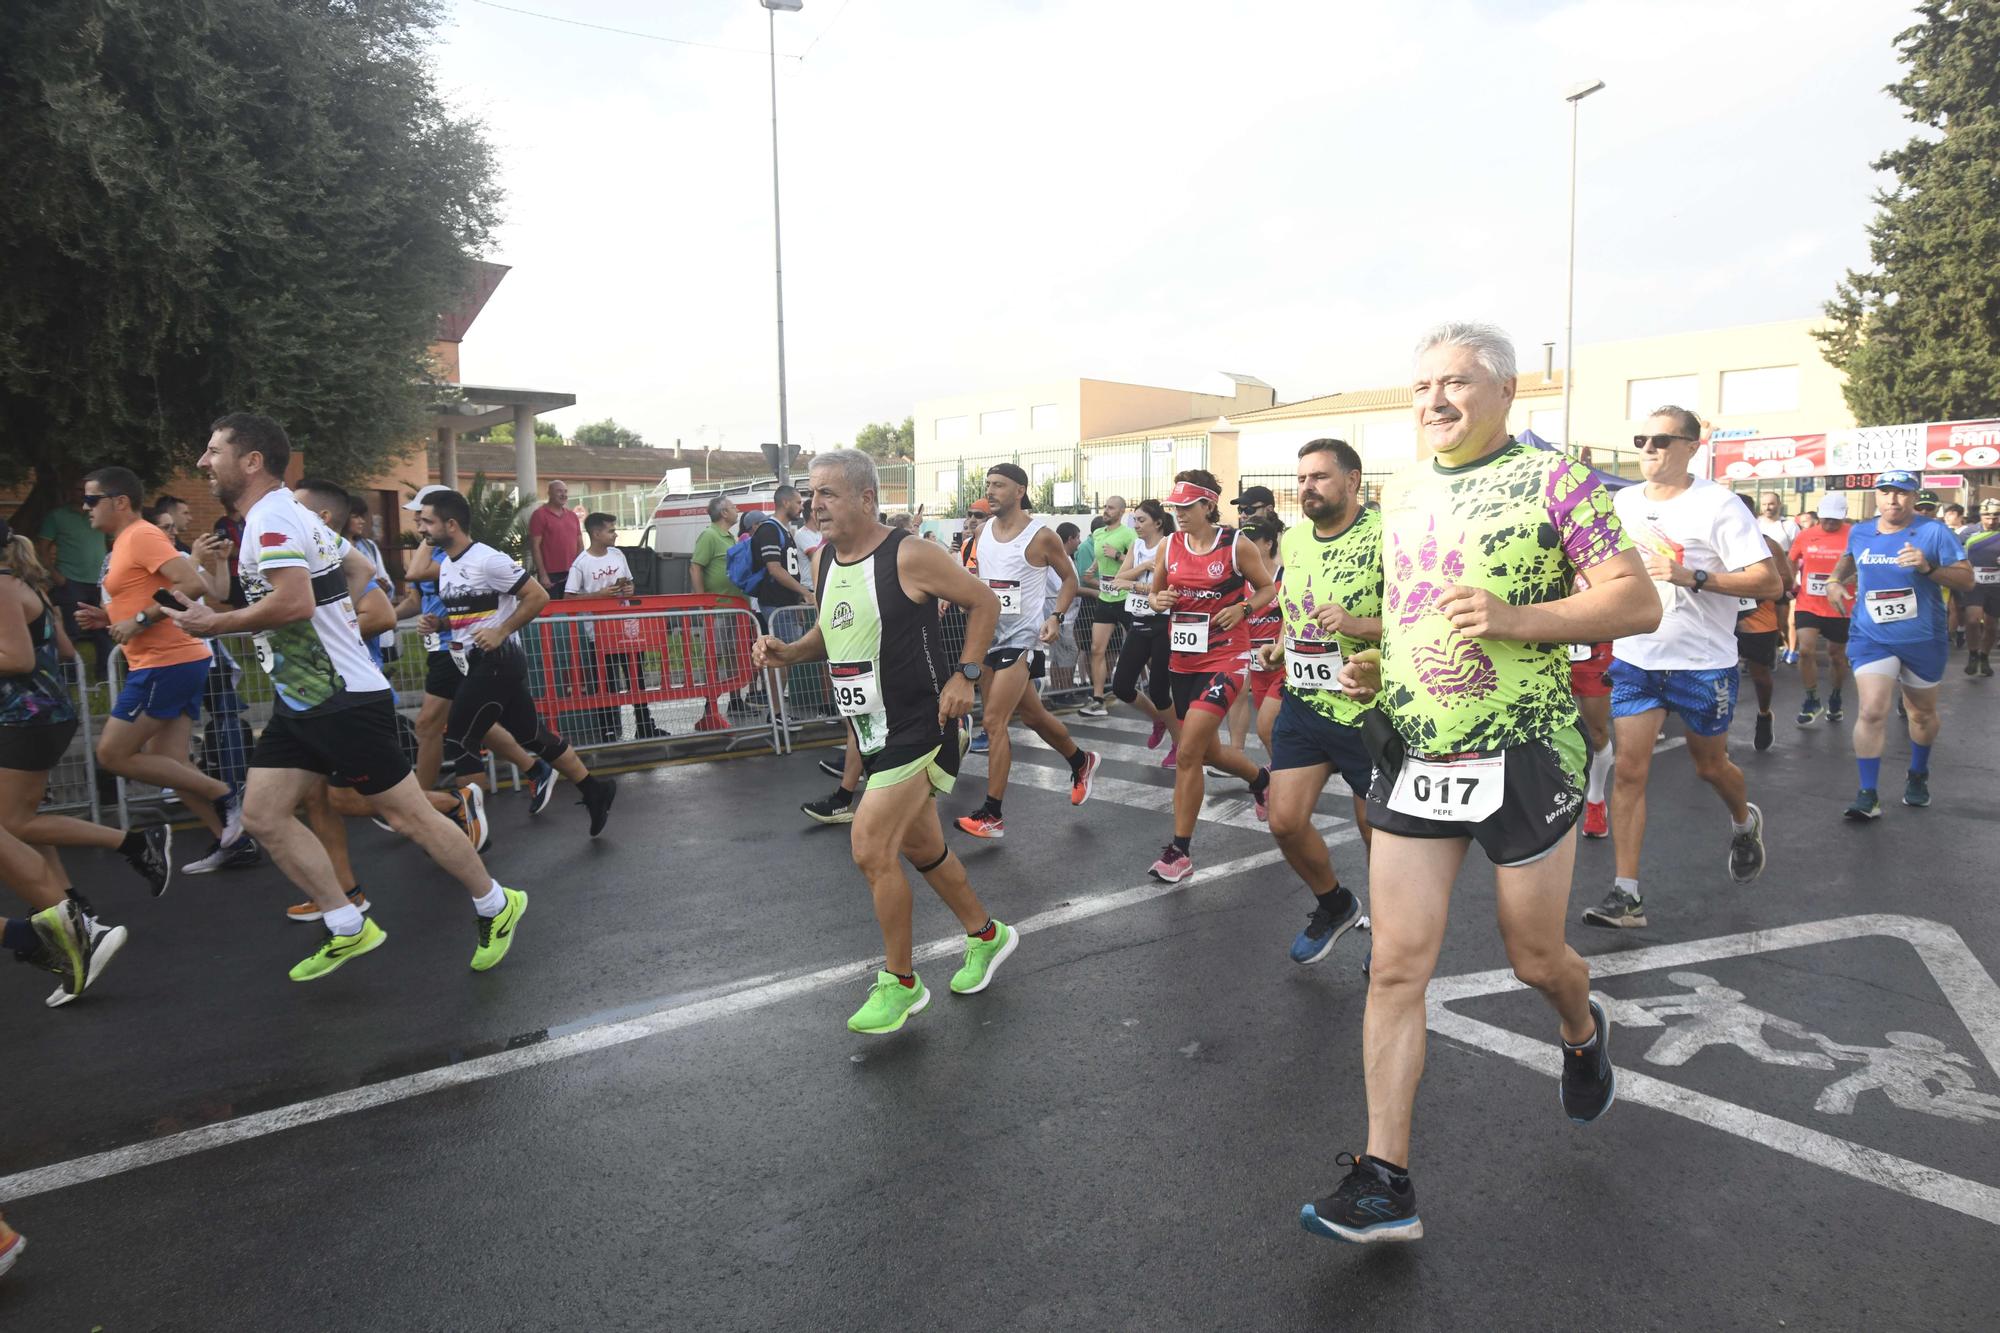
[1560,80,1608,448]
[762,0,802,488]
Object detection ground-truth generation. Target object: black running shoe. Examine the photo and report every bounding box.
[580,777,617,837]
[1728,802,1766,883]
[801,790,856,825]
[1560,999,1616,1124]
[124,825,173,897]
[1753,711,1773,752]
[1300,1153,1422,1243]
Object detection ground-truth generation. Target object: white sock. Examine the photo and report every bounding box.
[1731,811,1755,833]
[1614,876,1640,902]
[1586,744,1612,804]
[324,903,365,937]
[472,885,507,918]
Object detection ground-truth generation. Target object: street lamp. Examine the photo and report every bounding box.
[763,0,803,487]
[1562,78,1605,451]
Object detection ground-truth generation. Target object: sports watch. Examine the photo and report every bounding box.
[952,662,984,683]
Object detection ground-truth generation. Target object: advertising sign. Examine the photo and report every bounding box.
[1713,419,2000,481]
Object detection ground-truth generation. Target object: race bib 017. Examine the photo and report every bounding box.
[1387,753,1506,823]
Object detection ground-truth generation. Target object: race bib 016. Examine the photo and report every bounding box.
[1170,612,1209,655]
[1387,753,1506,823]
[1283,635,1343,690]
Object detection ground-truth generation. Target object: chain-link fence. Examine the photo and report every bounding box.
[1234,472,1400,524]
[920,439,1190,517]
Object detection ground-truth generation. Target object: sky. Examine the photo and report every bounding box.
[430,0,1916,452]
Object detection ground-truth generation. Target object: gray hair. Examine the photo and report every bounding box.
[1413,321,1518,386]
[706,494,734,522]
[809,447,879,503]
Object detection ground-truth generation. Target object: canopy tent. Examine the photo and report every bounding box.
[1517,429,1631,490]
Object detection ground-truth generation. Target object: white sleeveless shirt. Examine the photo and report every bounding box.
[977,514,1050,650]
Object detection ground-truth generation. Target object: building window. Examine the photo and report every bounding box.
[1527,408,1567,443]
[980,409,1017,435]
[1720,366,1800,416]
[935,415,970,440]
[934,467,958,492]
[1031,461,1059,486]
[1627,375,1700,421]
[1030,403,1062,431]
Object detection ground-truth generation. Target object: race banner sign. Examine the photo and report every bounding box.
[1712,418,2000,482]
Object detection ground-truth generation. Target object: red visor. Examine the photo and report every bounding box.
[1162,480,1219,507]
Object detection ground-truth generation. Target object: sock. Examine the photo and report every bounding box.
[1249,766,1270,795]
[1362,1154,1410,1185]
[1858,756,1881,792]
[3,918,37,953]
[1564,1023,1601,1053]
[472,884,507,918]
[1615,875,1640,902]
[1910,742,1931,775]
[829,786,853,807]
[118,830,146,858]
[971,918,996,941]
[324,903,365,937]
[981,797,1003,819]
[892,970,916,988]
[1066,748,1087,775]
[577,773,604,796]
[1586,744,1612,804]
[1170,834,1191,856]
[1314,883,1352,915]
[1731,811,1754,834]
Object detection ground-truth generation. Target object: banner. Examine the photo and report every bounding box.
[1711,418,2000,481]
[1710,434,1827,481]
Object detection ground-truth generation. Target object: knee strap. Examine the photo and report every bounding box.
[911,847,951,875]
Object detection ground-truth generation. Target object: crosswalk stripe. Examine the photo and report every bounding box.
[959,751,1344,833]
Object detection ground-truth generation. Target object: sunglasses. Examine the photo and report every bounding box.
[80,494,109,507]
[1633,433,1698,451]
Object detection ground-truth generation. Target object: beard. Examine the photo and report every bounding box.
[1301,490,1347,526]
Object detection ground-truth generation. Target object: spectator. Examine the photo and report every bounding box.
[796,498,826,595]
[211,502,248,608]
[753,485,811,620]
[150,495,192,552]
[568,511,661,742]
[345,492,397,660]
[36,479,111,669]
[1048,521,1084,691]
[526,479,582,599]
[690,495,744,598]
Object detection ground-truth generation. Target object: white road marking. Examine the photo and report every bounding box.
[1430,914,2000,1227]
[0,830,1361,1206]
[1655,736,1686,753]
[961,751,1342,833]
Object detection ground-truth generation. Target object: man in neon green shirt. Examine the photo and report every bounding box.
[1080,495,1134,715]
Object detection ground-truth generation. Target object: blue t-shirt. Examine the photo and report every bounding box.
[1846,516,1965,646]
[418,578,454,650]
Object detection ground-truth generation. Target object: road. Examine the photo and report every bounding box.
[5,673,1999,1331]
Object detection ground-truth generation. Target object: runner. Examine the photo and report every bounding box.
[1827,471,1971,819]
[1080,495,1134,716]
[953,463,1098,839]
[1757,492,1800,659]
[1960,498,2000,677]
[1234,516,1287,760]
[1582,408,1778,930]
[162,412,529,980]
[1300,322,1658,1245]
[1104,500,1181,763]
[1788,496,1854,725]
[1735,493,1795,752]
[415,488,618,837]
[753,449,1017,1034]
[1138,468,1275,884]
[1256,438,1378,965]
[1570,623,1615,838]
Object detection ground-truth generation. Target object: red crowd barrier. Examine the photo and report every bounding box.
[524,593,760,733]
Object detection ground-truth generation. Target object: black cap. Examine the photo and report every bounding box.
[1233,485,1275,508]
[1915,489,1942,507]
[985,462,1030,488]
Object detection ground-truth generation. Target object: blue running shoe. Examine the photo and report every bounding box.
[1826,689,1845,723]
[1560,999,1616,1124]
[1301,1153,1422,1244]
[1903,771,1930,808]
[1289,888,1361,966]
[526,760,558,815]
[967,732,990,755]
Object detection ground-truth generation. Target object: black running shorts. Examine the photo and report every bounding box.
[250,693,411,796]
[1365,725,1587,868]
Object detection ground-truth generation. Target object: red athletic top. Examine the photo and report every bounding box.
[1789,523,1852,619]
[1247,574,1282,673]
[1164,526,1250,674]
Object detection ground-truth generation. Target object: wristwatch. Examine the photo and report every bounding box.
[1691,569,1709,594]
[134,608,151,627]
[952,662,984,683]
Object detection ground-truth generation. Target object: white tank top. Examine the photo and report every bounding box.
[1127,536,1161,618]
[977,514,1049,650]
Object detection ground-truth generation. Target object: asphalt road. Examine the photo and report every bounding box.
[5,666,1999,1332]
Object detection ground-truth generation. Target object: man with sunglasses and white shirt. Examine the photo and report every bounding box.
[1583,407,1781,930]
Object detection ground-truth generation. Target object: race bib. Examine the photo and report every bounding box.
[1867,587,1917,624]
[1387,753,1506,823]
[1976,567,2000,586]
[450,644,471,675]
[829,660,882,719]
[423,630,443,652]
[988,580,1022,617]
[1567,643,1594,663]
[1807,572,1830,598]
[253,631,275,673]
[1170,613,1209,654]
[1283,635,1343,690]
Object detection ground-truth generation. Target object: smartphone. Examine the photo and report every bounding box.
[153,589,183,610]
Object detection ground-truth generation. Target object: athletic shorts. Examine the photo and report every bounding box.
[1091,599,1128,632]
[1249,666,1282,709]
[1736,629,1780,670]
[1607,660,1739,737]
[985,646,1046,680]
[111,658,209,723]
[1269,692,1372,796]
[250,693,411,796]
[0,719,79,772]
[424,649,462,700]
[861,719,963,797]
[1171,666,1245,719]
[1794,610,1850,645]
[1366,725,1588,867]
[1848,637,1946,690]
[1962,583,2000,616]
[1569,642,1614,698]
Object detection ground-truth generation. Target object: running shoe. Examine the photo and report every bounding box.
[1147,719,1167,749]
[802,791,856,825]
[956,810,1005,839]
[1559,999,1617,1124]
[1903,771,1930,808]
[950,921,1018,994]
[848,971,928,1034]
[1078,698,1108,718]
[470,888,528,972]
[1782,648,1798,665]
[1727,802,1766,883]
[1148,844,1193,883]
[1289,888,1361,965]
[287,888,371,923]
[46,914,128,1009]
[1160,744,1178,769]
[454,781,491,852]
[1753,711,1774,752]
[817,756,845,779]
[1070,751,1101,805]
[1252,771,1271,823]
[1581,800,1609,839]
[967,732,990,755]
[1966,653,1980,676]
[1844,788,1882,821]
[218,789,245,849]
[24,901,87,1000]
[580,777,617,837]
[1795,694,1821,726]
[370,816,395,834]
[1826,689,1845,723]
[182,835,263,874]
[0,1214,22,1279]
[289,918,388,982]
[1581,885,1646,929]
[526,759,558,814]
[124,825,173,897]
[1980,655,1994,679]
[1300,1153,1422,1244]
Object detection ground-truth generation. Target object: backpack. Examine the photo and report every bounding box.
[724,528,767,597]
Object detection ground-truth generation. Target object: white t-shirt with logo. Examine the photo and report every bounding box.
[565,548,633,595]
[439,541,532,645]
[1613,478,1772,670]
[237,488,390,714]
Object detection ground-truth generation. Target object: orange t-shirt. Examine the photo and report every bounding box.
[1788,523,1853,619]
[103,521,212,672]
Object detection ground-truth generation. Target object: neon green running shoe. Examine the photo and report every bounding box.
[950,920,1018,994]
[290,918,387,982]
[847,971,929,1033]
[470,888,528,972]
[29,902,87,998]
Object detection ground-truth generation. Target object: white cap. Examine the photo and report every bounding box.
[1818,493,1849,519]
[402,484,454,512]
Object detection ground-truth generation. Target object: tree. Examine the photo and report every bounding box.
[0,0,500,531]
[851,416,915,461]
[572,418,646,449]
[465,472,528,560]
[480,419,563,445]
[1820,1,2000,425]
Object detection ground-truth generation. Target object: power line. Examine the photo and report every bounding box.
[462,0,801,59]
[798,0,854,60]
